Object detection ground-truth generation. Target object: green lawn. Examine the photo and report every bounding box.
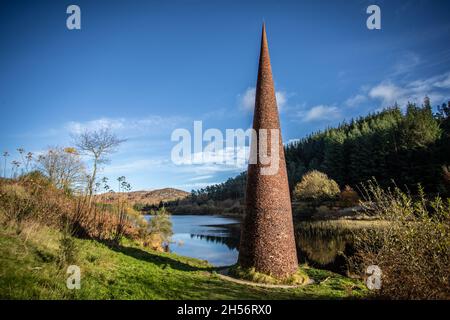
[0,224,369,299]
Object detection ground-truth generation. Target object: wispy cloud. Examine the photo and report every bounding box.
[174,145,249,173]
[173,182,222,189]
[238,87,289,112]
[101,158,168,174]
[434,73,450,88]
[276,91,287,110]
[239,88,256,111]
[368,82,404,106]
[345,94,367,107]
[65,115,187,135]
[66,118,125,134]
[298,105,341,122]
[188,175,214,182]
[162,140,251,184]
[392,52,421,76]
[175,163,245,177]
[367,71,450,107]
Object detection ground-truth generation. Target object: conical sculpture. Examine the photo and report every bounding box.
[238,24,298,278]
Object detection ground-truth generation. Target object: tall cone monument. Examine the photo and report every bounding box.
[238,24,298,278]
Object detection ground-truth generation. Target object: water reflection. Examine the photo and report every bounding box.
[190,232,240,251]
[146,215,240,266]
[295,221,355,274]
[150,215,356,273]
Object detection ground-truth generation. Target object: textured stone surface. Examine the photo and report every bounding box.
[238,24,298,278]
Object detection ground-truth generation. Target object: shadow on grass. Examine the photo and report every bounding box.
[105,242,216,272]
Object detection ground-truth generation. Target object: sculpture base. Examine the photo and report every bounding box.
[227,264,310,286]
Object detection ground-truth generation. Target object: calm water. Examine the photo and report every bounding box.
[146,214,354,273]
[146,215,241,266]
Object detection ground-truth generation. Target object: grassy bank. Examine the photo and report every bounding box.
[0,223,368,300]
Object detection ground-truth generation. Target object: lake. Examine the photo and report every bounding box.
[146,215,241,266]
[146,214,356,273]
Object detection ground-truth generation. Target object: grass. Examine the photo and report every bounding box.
[0,223,369,300]
[295,219,390,237]
[228,265,310,285]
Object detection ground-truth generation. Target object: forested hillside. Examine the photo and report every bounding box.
[285,100,450,193]
[175,100,450,207]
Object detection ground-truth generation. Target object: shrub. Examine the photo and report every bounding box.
[339,185,360,207]
[293,170,340,202]
[58,231,78,266]
[145,207,173,250]
[350,180,450,299]
[0,183,33,223]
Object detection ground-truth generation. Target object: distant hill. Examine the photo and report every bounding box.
[97,188,189,206]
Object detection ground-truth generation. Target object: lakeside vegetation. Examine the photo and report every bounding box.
[349,180,450,299]
[295,181,450,299]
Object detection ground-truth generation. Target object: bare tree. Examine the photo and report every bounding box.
[37,147,85,191]
[74,128,125,200]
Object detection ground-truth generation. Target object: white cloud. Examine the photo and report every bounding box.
[345,94,367,107]
[66,118,125,134]
[65,115,186,135]
[240,87,256,111]
[173,182,221,189]
[239,87,288,112]
[366,71,450,108]
[300,105,341,122]
[369,83,404,106]
[102,158,168,174]
[171,144,250,178]
[276,91,287,110]
[435,73,450,89]
[392,52,421,75]
[193,164,243,175]
[188,175,214,182]
[176,145,249,169]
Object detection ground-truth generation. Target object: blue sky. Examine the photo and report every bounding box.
[1,0,450,191]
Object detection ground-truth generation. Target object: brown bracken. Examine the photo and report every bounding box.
[238,23,298,278]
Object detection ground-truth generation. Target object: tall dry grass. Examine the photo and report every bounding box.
[0,172,143,246]
[350,180,450,299]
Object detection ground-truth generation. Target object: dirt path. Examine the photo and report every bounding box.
[215,268,314,289]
